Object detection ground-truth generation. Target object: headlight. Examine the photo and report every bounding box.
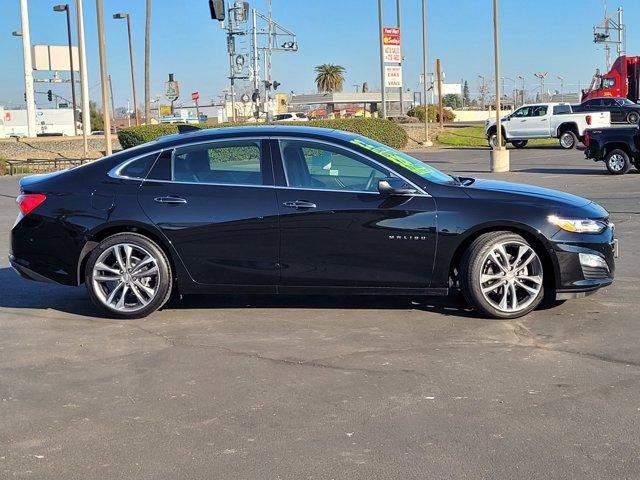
[548,215,607,234]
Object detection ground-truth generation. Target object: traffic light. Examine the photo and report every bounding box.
[24,92,26,101]
[251,89,260,102]
[209,0,225,20]
[47,90,53,101]
[273,81,281,90]
[263,80,272,90]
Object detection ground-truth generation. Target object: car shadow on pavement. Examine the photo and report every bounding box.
[518,167,611,175]
[0,267,478,320]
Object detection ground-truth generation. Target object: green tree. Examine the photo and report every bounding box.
[314,64,346,93]
[462,80,470,106]
[89,101,104,132]
[443,94,462,109]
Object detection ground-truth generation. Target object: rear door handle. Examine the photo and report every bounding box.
[154,196,187,204]
[283,200,317,209]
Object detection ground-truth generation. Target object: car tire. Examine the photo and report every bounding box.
[627,111,639,124]
[511,140,528,148]
[488,132,506,149]
[85,233,173,319]
[459,231,545,319]
[559,131,577,149]
[604,149,631,175]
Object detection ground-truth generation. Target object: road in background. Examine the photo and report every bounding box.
[1,147,639,479]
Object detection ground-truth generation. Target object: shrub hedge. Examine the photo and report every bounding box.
[407,105,456,123]
[117,117,408,150]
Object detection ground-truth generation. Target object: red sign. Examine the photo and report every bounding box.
[191,91,200,101]
[382,27,401,46]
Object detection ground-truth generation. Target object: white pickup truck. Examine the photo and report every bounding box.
[485,102,611,149]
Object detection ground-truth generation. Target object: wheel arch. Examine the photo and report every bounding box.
[556,122,579,137]
[447,222,559,294]
[77,221,185,287]
[603,142,632,157]
[486,125,507,140]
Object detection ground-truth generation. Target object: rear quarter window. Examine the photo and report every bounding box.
[119,152,160,179]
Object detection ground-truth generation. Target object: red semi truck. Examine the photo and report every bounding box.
[582,55,640,103]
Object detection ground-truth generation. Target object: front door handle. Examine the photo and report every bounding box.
[283,200,317,209]
[154,196,187,204]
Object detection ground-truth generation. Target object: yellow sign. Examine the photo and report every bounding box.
[159,105,172,116]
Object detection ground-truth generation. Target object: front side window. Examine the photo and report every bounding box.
[171,140,263,185]
[279,140,389,192]
[512,107,532,117]
[602,98,618,107]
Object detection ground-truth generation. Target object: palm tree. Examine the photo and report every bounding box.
[315,64,346,93]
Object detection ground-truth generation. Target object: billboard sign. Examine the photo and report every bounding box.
[191,91,200,102]
[32,45,79,71]
[382,27,401,46]
[384,66,403,88]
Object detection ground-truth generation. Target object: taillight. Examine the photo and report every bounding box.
[16,193,46,215]
[586,115,592,125]
[584,133,590,146]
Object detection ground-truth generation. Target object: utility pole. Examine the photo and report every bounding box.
[490,0,509,172]
[420,0,431,146]
[75,0,90,154]
[96,0,112,155]
[436,58,443,129]
[396,0,404,115]
[377,0,386,119]
[144,0,151,124]
[19,0,36,137]
[252,7,260,119]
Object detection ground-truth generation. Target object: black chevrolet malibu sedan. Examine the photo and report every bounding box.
[10,126,617,319]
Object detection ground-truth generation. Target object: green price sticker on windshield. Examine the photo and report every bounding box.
[350,138,434,176]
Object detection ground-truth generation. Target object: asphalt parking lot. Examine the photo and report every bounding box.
[1,146,639,479]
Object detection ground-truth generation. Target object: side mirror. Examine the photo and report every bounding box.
[378,177,417,196]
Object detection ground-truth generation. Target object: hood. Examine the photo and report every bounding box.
[462,178,595,209]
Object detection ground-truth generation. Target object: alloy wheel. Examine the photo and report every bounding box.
[92,243,160,313]
[560,133,574,148]
[608,153,626,172]
[479,241,543,313]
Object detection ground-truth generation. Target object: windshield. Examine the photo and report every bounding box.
[350,137,455,184]
[618,98,636,106]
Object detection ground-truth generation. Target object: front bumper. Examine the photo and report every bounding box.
[551,227,617,299]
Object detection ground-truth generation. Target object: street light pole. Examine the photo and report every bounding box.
[95,0,112,155]
[75,0,90,154]
[517,75,525,106]
[557,75,564,102]
[420,0,432,146]
[19,0,36,137]
[114,13,139,126]
[377,0,386,119]
[490,0,509,172]
[54,4,78,136]
[144,0,151,124]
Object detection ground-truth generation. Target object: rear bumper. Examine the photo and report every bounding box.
[9,254,58,284]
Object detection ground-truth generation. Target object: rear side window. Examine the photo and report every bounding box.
[531,106,548,116]
[171,140,263,185]
[119,152,160,179]
[553,105,571,115]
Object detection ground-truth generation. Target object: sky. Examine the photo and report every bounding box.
[0,0,639,110]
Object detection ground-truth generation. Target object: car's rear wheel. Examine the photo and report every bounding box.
[627,111,639,124]
[511,140,528,148]
[559,130,577,149]
[604,149,631,175]
[459,232,545,319]
[85,233,172,319]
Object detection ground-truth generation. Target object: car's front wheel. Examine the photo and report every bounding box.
[488,132,506,149]
[459,232,545,319]
[627,111,639,124]
[511,140,528,148]
[85,233,173,319]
